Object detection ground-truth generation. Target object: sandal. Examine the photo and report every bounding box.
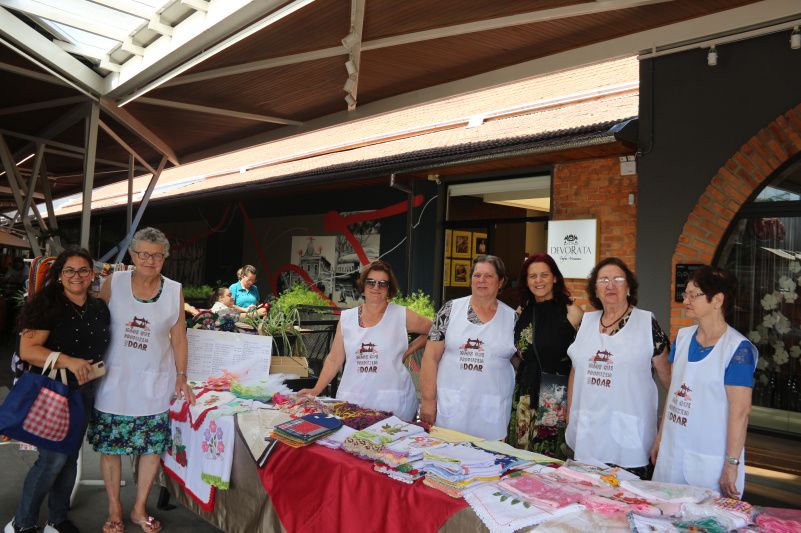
[102,520,124,533]
[131,515,162,533]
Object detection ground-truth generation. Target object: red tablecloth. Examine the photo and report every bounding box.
[258,444,468,533]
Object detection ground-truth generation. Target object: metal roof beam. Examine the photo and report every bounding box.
[11,103,89,161]
[100,97,179,165]
[0,61,69,87]
[0,0,131,42]
[0,185,43,200]
[181,0,210,12]
[98,119,157,174]
[87,0,153,19]
[0,7,106,94]
[0,96,86,117]
[44,147,148,172]
[55,40,108,62]
[136,97,303,126]
[162,0,672,88]
[110,0,315,102]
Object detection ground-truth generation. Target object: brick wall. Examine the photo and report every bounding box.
[669,102,801,338]
[552,156,638,311]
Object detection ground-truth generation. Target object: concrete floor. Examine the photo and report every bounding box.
[0,386,221,533]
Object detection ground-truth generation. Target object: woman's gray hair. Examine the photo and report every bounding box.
[471,254,507,286]
[129,227,170,256]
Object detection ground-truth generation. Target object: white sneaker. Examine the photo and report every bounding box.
[42,526,56,533]
[3,520,13,533]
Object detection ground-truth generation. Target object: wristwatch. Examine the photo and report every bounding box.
[725,455,740,465]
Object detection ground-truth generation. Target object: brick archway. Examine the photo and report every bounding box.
[669,102,801,338]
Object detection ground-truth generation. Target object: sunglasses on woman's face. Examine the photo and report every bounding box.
[365,278,390,289]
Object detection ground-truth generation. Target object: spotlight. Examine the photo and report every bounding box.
[341,32,360,50]
[707,45,717,67]
[345,59,357,76]
[791,26,800,50]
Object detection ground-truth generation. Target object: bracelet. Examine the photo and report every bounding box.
[176,371,187,377]
[725,455,740,465]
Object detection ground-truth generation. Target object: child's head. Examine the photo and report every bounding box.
[210,287,234,308]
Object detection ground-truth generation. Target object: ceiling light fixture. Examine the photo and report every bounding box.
[707,45,718,67]
[791,26,801,50]
[341,32,360,50]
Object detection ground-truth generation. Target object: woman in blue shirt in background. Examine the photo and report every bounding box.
[228,265,261,313]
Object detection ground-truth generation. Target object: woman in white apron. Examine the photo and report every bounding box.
[566,257,671,476]
[652,266,757,498]
[299,260,431,422]
[88,228,195,533]
[420,255,516,441]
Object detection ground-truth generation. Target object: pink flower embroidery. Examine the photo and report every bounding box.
[217,442,225,453]
[201,442,209,452]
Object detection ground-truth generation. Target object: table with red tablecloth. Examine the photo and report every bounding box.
[164,426,487,533]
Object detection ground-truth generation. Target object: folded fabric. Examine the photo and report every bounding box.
[681,498,751,530]
[325,401,393,430]
[628,513,729,533]
[620,479,719,503]
[497,473,585,509]
[475,440,559,464]
[428,425,485,443]
[162,416,215,512]
[373,461,424,484]
[315,425,357,449]
[464,483,584,533]
[273,412,343,447]
[363,415,425,442]
[235,408,292,465]
[755,512,801,532]
[188,390,238,429]
[342,430,389,459]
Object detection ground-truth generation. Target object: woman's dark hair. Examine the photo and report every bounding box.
[357,259,400,299]
[17,248,94,331]
[587,256,638,310]
[209,287,228,308]
[518,253,572,308]
[691,265,738,319]
[471,255,507,289]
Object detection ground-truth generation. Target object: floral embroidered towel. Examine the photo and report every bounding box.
[199,415,235,490]
[620,479,719,503]
[363,415,425,442]
[162,416,215,511]
[497,473,585,508]
[464,483,584,533]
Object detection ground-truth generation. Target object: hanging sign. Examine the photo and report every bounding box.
[547,219,599,279]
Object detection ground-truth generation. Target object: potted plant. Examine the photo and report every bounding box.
[182,284,214,309]
[245,306,307,358]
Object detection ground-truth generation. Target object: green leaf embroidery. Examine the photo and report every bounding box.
[511,499,520,505]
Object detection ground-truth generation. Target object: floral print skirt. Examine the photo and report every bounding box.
[87,409,171,455]
[507,390,568,460]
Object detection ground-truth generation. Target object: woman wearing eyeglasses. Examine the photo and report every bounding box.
[299,260,431,422]
[565,257,671,477]
[652,266,756,498]
[228,264,262,313]
[420,255,517,440]
[5,248,110,533]
[88,227,194,533]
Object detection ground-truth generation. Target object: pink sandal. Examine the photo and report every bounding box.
[102,520,124,533]
[130,515,162,533]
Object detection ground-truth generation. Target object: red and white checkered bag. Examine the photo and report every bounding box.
[22,387,70,441]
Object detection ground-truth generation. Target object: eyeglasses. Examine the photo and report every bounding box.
[365,278,390,289]
[596,276,626,286]
[131,250,166,262]
[62,267,93,278]
[682,291,706,301]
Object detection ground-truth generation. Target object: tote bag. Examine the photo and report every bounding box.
[0,352,86,455]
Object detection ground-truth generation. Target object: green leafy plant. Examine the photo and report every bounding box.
[273,283,331,314]
[182,284,214,301]
[391,290,436,320]
[246,306,307,357]
[11,289,26,309]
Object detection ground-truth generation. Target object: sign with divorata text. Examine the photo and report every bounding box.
[547,219,599,279]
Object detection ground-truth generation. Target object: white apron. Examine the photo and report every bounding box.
[566,308,657,467]
[435,296,516,440]
[336,303,418,421]
[95,270,181,416]
[653,325,752,495]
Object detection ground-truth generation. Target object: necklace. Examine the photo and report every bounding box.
[69,301,87,320]
[600,305,629,329]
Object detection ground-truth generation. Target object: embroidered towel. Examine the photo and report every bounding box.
[199,415,235,489]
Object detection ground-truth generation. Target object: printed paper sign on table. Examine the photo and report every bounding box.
[547,219,598,279]
[186,329,272,382]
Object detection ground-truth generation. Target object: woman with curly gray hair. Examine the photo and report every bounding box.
[89,227,194,533]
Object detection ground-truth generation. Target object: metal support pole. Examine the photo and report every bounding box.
[389,174,414,293]
[80,103,100,250]
[23,144,50,234]
[40,156,63,253]
[99,156,167,264]
[0,134,41,255]
[126,154,134,233]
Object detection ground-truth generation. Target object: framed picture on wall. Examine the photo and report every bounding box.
[472,232,488,257]
[451,259,470,287]
[452,230,472,258]
[444,230,452,258]
[444,258,451,286]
